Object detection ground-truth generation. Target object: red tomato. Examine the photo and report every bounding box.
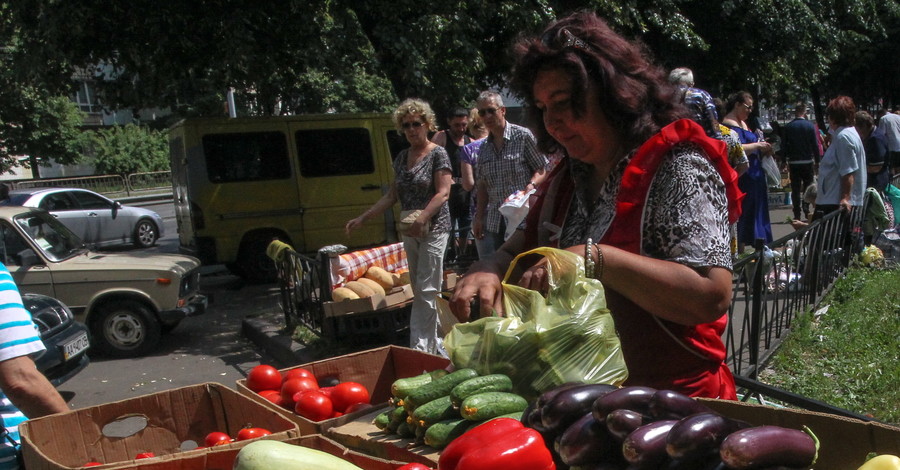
[83,463,103,468]
[135,452,155,459]
[331,382,370,413]
[204,431,232,447]
[318,386,334,398]
[237,427,272,441]
[332,411,344,418]
[294,391,334,421]
[258,389,283,406]
[397,464,434,470]
[246,365,282,392]
[281,377,318,403]
[282,367,315,383]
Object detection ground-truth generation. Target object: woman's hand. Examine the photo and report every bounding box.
[450,262,504,321]
[517,260,551,294]
[345,217,365,236]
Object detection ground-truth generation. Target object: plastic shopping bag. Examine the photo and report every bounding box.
[498,189,536,240]
[761,155,782,189]
[443,247,628,400]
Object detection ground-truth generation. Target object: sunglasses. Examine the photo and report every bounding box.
[741,103,753,111]
[401,121,425,129]
[477,107,499,117]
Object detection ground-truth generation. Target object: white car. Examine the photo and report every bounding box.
[1,187,164,248]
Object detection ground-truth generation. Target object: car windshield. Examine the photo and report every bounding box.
[13,211,86,261]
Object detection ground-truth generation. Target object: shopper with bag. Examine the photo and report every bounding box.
[722,91,774,252]
[346,98,452,355]
[450,12,742,399]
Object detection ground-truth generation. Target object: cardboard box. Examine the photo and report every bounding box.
[327,406,441,466]
[237,345,451,435]
[114,435,411,470]
[19,383,300,470]
[324,284,414,317]
[701,399,900,470]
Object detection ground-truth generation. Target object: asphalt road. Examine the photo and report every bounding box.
[55,201,284,410]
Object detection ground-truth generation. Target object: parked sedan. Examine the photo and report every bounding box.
[21,293,90,386]
[0,187,163,248]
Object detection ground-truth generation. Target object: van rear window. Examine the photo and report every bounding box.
[295,128,375,177]
[202,132,290,183]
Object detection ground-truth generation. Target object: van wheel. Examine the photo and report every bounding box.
[90,300,161,358]
[236,234,279,282]
[134,219,159,248]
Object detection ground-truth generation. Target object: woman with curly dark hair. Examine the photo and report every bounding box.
[450,11,743,398]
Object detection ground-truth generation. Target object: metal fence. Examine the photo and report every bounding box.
[8,171,172,199]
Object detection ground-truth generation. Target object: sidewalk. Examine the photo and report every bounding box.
[240,196,801,367]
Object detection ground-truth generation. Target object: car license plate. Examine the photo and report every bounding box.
[62,333,90,360]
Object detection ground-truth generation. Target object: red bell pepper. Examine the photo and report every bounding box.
[397,464,434,470]
[438,418,555,470]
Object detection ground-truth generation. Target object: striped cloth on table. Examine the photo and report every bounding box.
[329,242,408,289]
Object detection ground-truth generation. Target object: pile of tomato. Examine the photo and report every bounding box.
[246,364,372,421]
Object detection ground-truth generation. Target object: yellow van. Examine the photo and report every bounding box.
[168,114,408,280]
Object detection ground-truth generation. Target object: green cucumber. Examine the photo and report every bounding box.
[494,411,524,421]
[395,421,414,438]
[423,418,479,449]
[387,405,407,433]
[411,396,458,428]
[459,392,529,421]
[373,409,392,430]
[450,374,513,408]
[391,369,447,399]
[405,368,479,409]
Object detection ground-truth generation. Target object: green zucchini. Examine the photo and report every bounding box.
[450,374,513,408]
[373,409,392,430]
[391,369,449,399]
[411,396,458,428]
[460,392,529,421]
[423,418,479,449]
[406,368,479,409]
[234,440,364,470]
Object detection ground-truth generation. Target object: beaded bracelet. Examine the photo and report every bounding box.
[584,238,595,279]
[594,243,604,280]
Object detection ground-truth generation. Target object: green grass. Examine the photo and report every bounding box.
[759,266,900,425]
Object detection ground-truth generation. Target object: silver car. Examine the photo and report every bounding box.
[1,187,164,248]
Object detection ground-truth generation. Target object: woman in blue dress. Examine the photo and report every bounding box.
[722,91,774,252]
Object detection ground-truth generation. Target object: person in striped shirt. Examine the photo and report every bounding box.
[0,264,68,469]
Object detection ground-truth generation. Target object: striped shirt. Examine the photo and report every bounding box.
[475,123,547,233]
[0,264,45,470]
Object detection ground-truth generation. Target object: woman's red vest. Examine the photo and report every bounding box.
[524,119,744,399]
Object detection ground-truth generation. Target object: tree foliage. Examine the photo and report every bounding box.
[5,0,899,127]
[0,3,86,175]
[88,124,169,177]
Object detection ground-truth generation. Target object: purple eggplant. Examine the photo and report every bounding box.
[537,382,586,408]
[541,383,619,434]
[557,412,617,466]
[665,412,749,461]
[592,386,657,422]
[621,419,678,469]
[719,425,818,469]
[647,389,713,420]
[605,408,648,442]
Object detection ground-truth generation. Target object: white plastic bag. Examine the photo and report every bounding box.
[498,189,536,240]
[761,155,781,188]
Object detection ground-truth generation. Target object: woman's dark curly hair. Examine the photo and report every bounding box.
[510,11,686,154]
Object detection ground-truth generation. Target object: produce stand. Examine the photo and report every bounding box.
[275,242,415,343]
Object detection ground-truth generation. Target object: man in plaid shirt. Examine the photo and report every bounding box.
[473,90,547,259]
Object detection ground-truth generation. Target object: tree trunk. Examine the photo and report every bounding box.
[28,155,41,179]
[811,87,826,131]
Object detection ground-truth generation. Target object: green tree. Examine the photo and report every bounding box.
[6,0,899,121]
[89,124,169,177]
[0,3,86,176]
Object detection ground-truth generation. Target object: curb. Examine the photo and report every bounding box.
[241,315,316,367]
